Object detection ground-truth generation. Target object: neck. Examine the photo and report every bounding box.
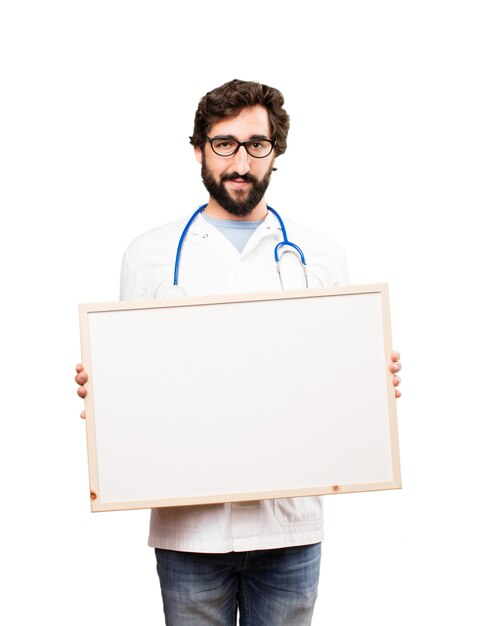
[204,198,268,221]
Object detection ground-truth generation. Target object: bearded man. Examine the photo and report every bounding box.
[76,79,402,626]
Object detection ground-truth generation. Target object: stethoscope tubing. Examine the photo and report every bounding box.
[173,205,307,288]
[173,204,207,287]
[266,206,307,265]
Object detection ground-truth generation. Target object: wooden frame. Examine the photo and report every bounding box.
[79,284,401,512]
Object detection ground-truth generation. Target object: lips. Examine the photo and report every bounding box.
[221,172,256,184]
[228,178,250,185]
[223,175,252,191]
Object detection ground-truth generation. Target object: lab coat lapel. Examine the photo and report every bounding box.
[186,211,281,257]
[241,210,281,256]
[186,213,238,254]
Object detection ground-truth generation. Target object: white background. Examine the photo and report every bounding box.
[1,1,478,624]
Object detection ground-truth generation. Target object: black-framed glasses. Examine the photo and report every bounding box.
[206,136,275,158]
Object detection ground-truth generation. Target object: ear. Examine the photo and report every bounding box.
[194,146,203,164]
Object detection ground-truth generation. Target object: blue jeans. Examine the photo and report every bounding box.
[155,543,321,626]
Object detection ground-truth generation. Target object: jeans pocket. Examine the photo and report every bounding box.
[273,497,324,527]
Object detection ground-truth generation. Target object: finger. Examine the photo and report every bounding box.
[75,372,88,385]
[76,363,85,373]
[80,410,86,419]
[391,351,401,362]
[392,375,401,387]
[390,361,402,374]
[395,389,402,399]
[77,386,87,398]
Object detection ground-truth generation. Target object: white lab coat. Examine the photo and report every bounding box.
[120,209,350,553]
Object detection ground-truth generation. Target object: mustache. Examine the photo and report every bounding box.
[220,172,258,183]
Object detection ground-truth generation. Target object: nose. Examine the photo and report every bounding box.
[231,144,250,175]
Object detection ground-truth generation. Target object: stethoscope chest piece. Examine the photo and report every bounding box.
[164,284,187,298]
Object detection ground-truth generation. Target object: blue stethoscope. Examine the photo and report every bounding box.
[169,204,308,296]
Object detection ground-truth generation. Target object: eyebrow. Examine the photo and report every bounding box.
[211,134,270,141]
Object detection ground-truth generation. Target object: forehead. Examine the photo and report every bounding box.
[209,105,271,139]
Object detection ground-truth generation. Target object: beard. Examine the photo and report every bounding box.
[201,160,274,218]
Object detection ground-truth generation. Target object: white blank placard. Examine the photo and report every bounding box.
[79,285,401,511]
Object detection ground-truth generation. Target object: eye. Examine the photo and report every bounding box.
[248,141,266,150]
[244,140,272,157]
[212,139,237,153]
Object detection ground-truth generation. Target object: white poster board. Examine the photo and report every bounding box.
[79,285,401,512]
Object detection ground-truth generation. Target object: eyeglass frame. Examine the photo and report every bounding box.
[205,136,276,158]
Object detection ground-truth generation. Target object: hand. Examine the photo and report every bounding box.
[75,363,88,418]
[389,351,402,398]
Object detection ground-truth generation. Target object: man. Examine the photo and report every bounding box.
[76,79,402,626]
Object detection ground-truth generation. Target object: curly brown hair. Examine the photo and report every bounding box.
[189,79,290,156]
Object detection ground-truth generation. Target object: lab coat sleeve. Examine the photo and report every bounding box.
[338,248,351,286]
[120,248,149,301]
[305,237,351,288]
